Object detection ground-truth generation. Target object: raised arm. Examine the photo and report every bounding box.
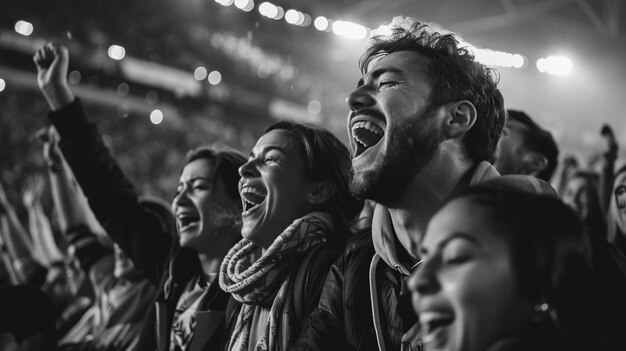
[0,215,20,284]
[0,182,47,285]
[556,156,578,197]
[42,125,117,287]
[22,174,66,266]
[34,42,173,285]
[34,42,74,111]
[599,124,618,215]
[41,126,108,240]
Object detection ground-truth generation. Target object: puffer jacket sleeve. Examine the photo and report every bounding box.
[49,99,173,286]
[292,228,378,351]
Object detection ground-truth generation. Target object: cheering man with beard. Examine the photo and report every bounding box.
[293,17,506,351]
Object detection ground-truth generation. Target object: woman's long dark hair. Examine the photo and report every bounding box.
[451,186,597,350]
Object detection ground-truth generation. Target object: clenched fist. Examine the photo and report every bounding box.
[33,42,74,111]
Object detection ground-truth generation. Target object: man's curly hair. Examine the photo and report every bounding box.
[361,17,506,164]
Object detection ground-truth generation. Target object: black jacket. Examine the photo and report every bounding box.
[292,228,407,351]
[49,99,228,351]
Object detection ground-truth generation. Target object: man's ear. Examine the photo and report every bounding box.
[442,100,477,139]
[306,181,335,205]
[520,152,548,177]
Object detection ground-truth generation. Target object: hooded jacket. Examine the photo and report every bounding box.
[293,162,499,351]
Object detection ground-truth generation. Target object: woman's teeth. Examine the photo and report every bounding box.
[241,186,266,213]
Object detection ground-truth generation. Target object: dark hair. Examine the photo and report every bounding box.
[612,164,626,188]
[449,186,593,347]
[563,170,606,236]
[507,110,559,181]
[455,187,591,301]
[264,120,363,224]
[608,164,626,245]
[184,146,246,203]
[139,195,177,237]
[361,18,506,164]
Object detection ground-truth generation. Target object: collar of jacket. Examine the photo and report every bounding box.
[371,161,500,276]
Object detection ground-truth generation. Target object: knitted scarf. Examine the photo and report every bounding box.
[219,212,333,351]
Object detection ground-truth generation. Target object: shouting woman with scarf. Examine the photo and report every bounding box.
[219,121,362,351]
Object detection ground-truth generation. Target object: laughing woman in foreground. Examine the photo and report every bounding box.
[220,121,362,351]
[409,182,623,351]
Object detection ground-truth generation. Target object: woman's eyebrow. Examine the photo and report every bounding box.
[249,145,287,158]
[185,176,212,183]
[439,232,480,248]
[420,232,481,256]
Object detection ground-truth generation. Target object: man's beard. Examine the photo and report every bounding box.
[349,109,441,205]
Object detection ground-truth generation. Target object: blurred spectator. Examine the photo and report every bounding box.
[598,124,620,215]
[561,170,607,238]
[0,179,93,341]
[608,165,626,255]
[0,217,20,286]
[555,155,579,197]
[21,175,66,268]
[41,126,157,351]
[0,181,48,286]
[494,109,559,182]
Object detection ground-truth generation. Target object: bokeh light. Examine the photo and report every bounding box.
[150,109,164,124]
[68,70,81,85]
[14,20,33,36]
[194,66,208,80]
[332,20,367,40]
[307,100,322,115]
[285,10,300,25]
[208,71,222,85]
[259,2,279,19]
[473,49,526,68]
[537,56,573,76]
[215,0,234,6]
[117,83,130,97]
[314,16,329,31]
[234,0,254,12]
[108,45,126,60]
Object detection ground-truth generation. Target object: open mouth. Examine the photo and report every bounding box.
[419,311,454,344]
[241,185,266,215]
[351,120,384,157]
[177,212,200,230]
